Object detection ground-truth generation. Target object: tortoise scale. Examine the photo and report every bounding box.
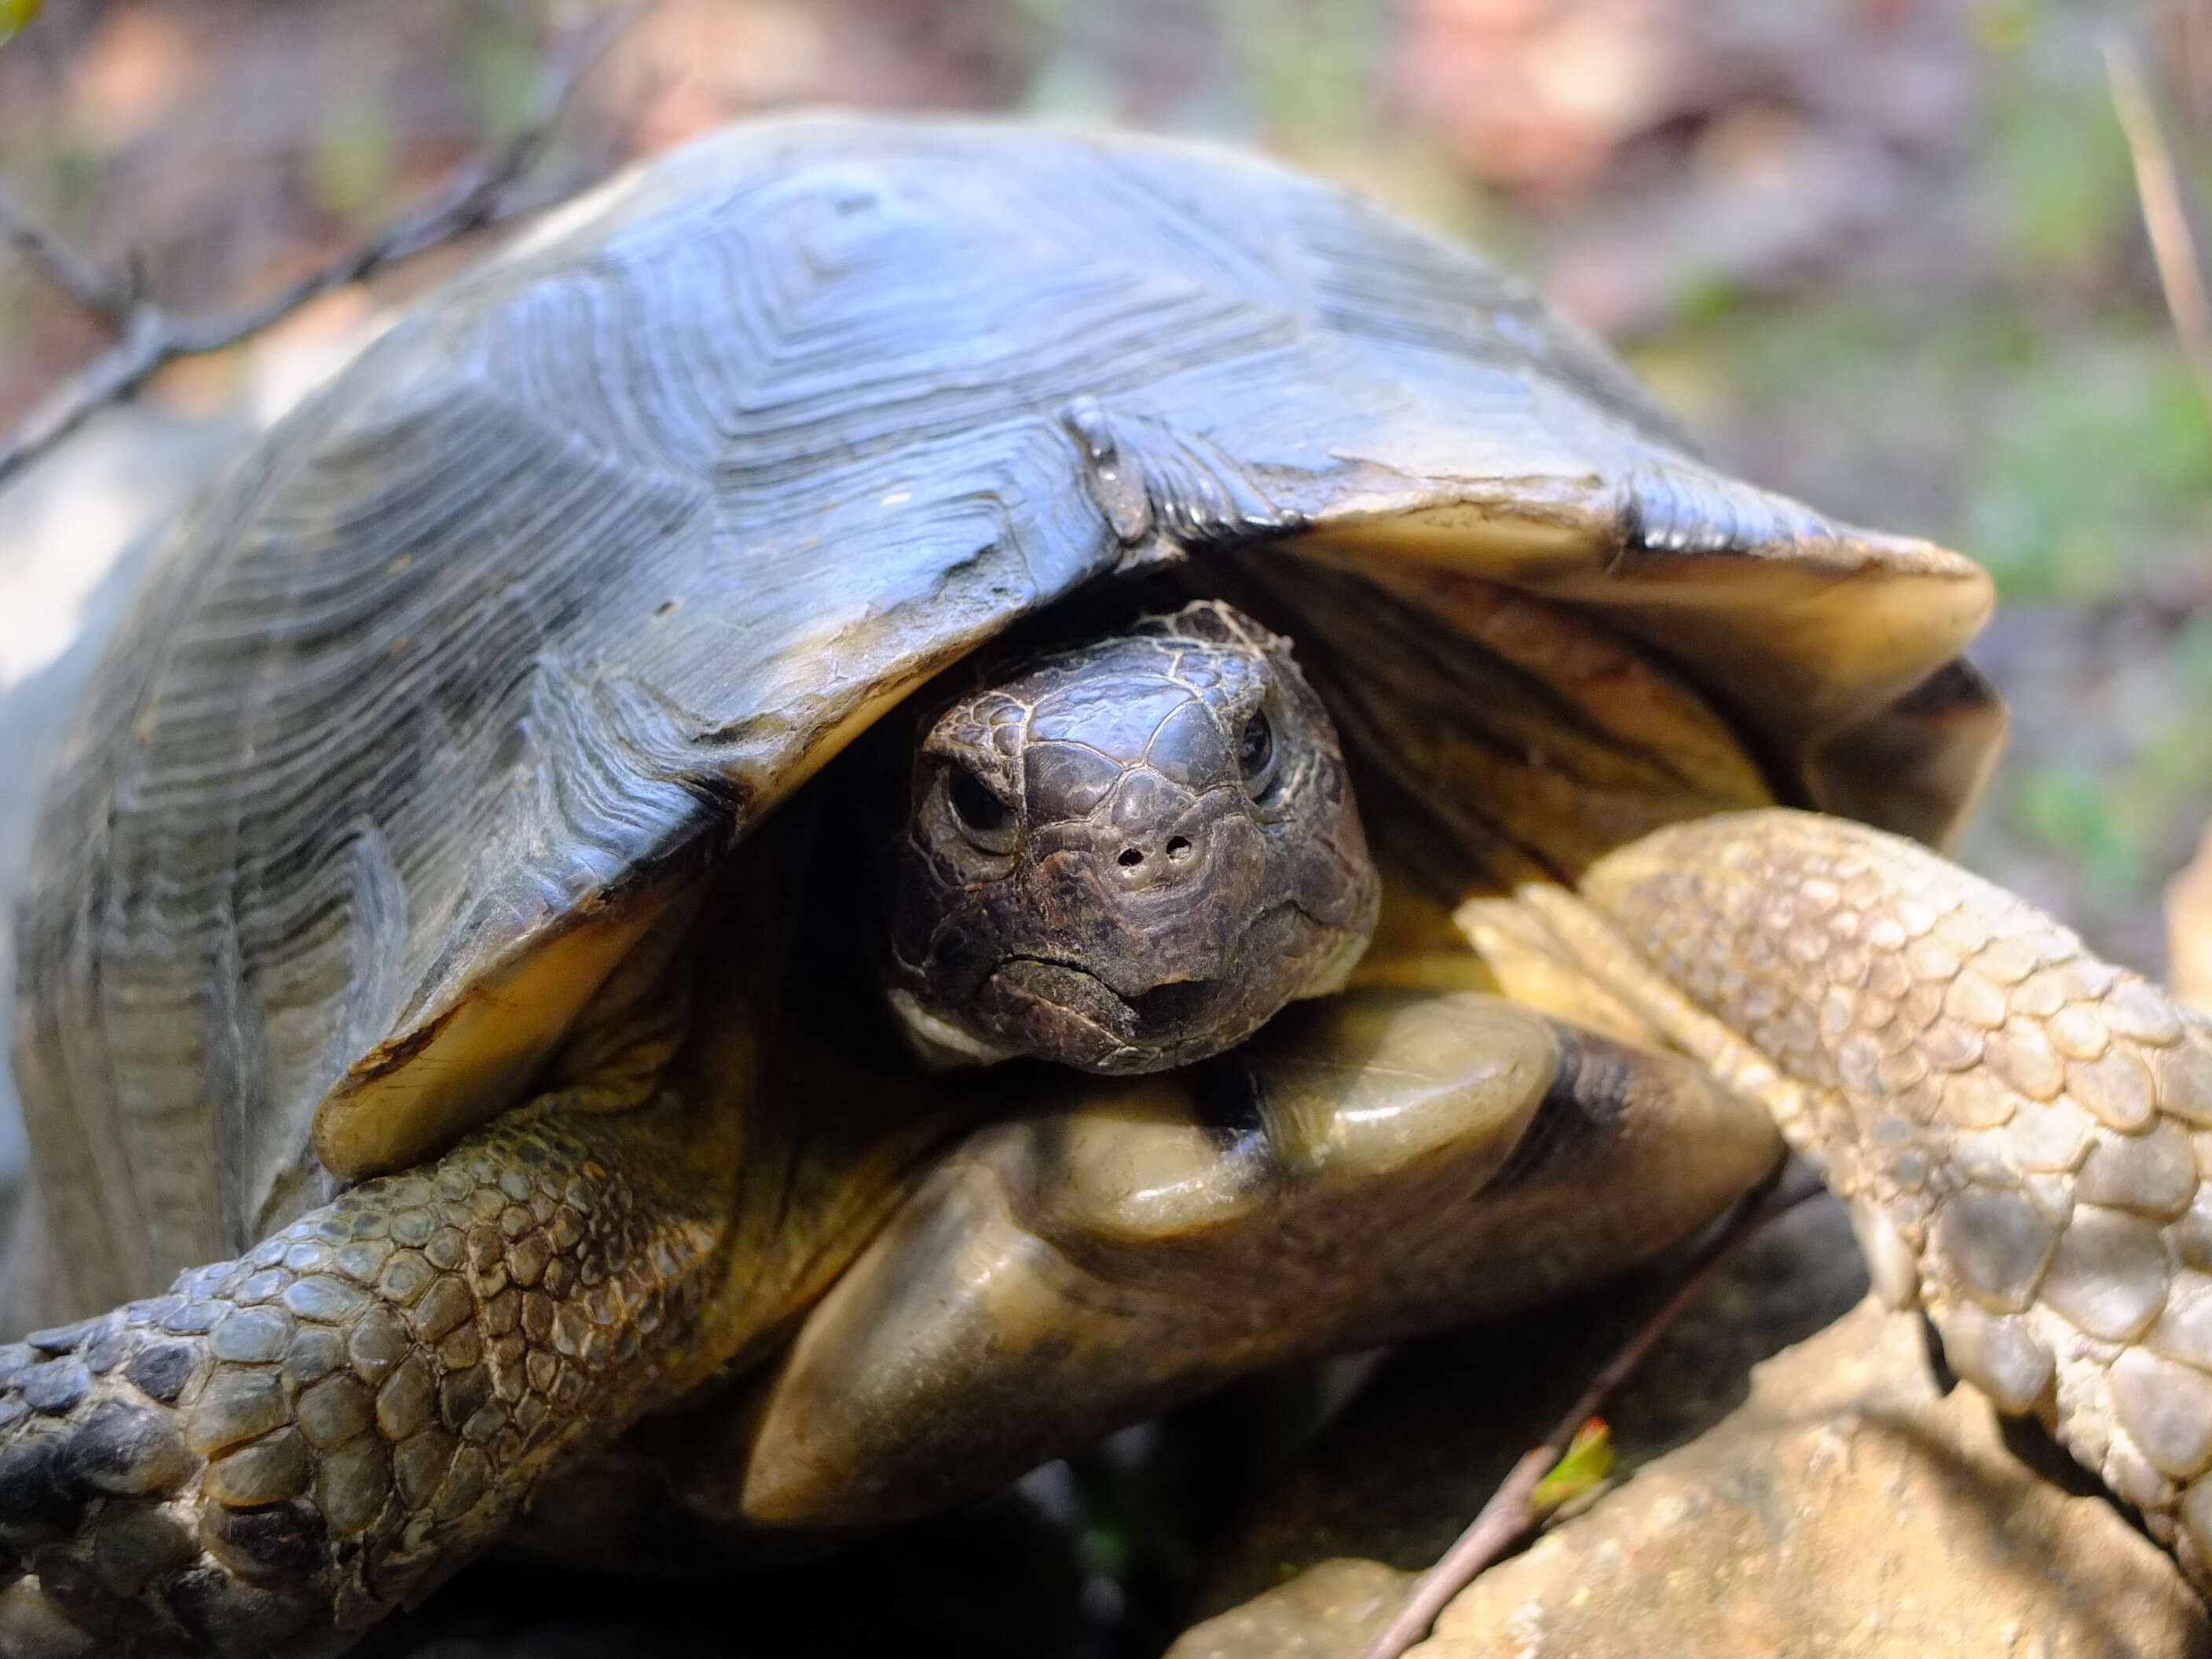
[0,115,2206,1656]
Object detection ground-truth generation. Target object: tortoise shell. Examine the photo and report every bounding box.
[13,115,1999,1313]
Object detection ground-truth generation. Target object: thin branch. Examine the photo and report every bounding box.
[2104,29,2212,407]
[0,2,654,491]
[1357,1166,1821,1659]
[0,185,131,322]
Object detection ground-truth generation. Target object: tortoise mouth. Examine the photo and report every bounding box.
[1122,976,1225,1035]
[994,959,1233,1037]
[976,902,1324,1075]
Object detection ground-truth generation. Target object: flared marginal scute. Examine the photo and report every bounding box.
[1277,449,2000,851]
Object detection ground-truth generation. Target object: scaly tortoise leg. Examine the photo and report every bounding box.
[0,1091,735,1658]
[1470,806,2212,1584]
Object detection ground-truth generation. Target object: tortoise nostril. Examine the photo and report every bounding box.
[1165,836,1192,861]
[1118,848,1144,868]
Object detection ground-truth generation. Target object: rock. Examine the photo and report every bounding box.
[1178,1183,2207,1657]
[1167,1558,1412,1659]
[1191,1187,1870,1614]
[1414,1296,2207,1658]
[1185,1295,2207,1659]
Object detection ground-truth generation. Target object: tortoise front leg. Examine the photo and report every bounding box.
[727,985,1781,1529]
[1473,807,2212,1584]
[0,1091,733,1658]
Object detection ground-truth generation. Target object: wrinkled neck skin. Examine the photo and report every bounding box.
[884,600,1380,1076]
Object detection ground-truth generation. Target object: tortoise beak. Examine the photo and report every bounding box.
[973,900,1332,1075]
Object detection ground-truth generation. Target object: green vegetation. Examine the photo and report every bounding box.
[0,0,40,49]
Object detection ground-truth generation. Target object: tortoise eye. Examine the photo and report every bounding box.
[1237,710,1276,792]
[945,764,1017,851]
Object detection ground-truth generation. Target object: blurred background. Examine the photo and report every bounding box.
[3,0,2208,976]
[0,3,2207,1652]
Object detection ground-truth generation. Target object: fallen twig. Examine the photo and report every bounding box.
[0,185,130,321]
[0,2,654,490]
[2104,30,2212,408]
[1357,1164,1821,1659]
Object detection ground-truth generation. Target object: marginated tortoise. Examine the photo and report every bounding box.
[2,115,2207,1656]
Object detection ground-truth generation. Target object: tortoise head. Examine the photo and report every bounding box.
[885,600,1380,1075]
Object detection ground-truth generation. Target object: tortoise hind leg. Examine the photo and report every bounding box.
[0,1091,732,1658]
[1472,806,2212,1585]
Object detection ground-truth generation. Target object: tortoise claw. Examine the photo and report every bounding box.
[0,1287,347,1656]
[0,1099,728,1657]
